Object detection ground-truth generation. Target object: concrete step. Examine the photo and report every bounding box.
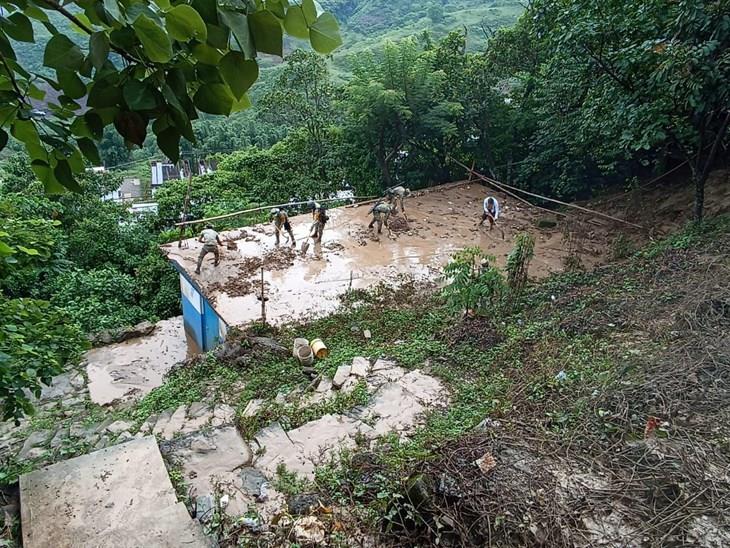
[20,436,209,548]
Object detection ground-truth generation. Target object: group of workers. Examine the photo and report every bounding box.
[194,185,502,274]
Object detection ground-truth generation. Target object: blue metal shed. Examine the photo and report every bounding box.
[172,263,227,352]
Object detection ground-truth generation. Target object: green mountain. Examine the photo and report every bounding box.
[324,0,524,57]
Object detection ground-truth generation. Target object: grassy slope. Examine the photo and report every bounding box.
[119,215,729,545]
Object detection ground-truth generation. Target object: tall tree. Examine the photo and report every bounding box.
[0,0,342,193]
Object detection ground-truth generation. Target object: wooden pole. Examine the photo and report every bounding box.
[178,159,193,248]
[259,267,266,324]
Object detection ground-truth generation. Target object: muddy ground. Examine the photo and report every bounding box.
[165,178,695,329]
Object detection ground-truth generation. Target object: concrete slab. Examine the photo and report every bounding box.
[86,317,192,406]
[19,436,208,548]
[253,423,315,479]
[286,414,374,464]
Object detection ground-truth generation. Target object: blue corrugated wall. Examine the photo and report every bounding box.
[175,266,225,352]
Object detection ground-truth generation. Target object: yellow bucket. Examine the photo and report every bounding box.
[310,338,329,359]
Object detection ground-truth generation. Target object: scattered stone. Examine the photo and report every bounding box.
[288,493,320,516]
[90,321,156,347]
[194,494,214,523]
[23,447,47,460]
[211,404,235,427]
[94,417,116,434]
[155,405,187,440]
[116,431,134,443]
[371,358,397,372]
[437,473,461,498]
[340,376,360,394]
[186,402,209,419]
[93,436,110,451]
[249,336,289,356]
[292,516,325,545]
[106,420,134,435]
[243,399,264,418]
[474,417,501,431]
[274,392,287,405]
[240,467,268,497]
[351,357,371,377]
[475,452,497,474]
[69,373,86,390]
[332,365,351,389]
[363,329,372,339]
[315,378,332,393]
[49,429,67,450]
[17,431,50,460]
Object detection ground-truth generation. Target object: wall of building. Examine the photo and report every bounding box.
[178,270,226,352]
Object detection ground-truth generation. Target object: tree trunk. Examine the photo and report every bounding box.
[693,171,705,223]
[694,111,730,223]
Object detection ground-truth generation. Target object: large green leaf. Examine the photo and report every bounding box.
[231,94,252,113]
[103,0,123,22]
[283,6,309,39]
[89,32,110,70]
[156,126,181,162]
[114,110,148,146]
[309,13,342,54]
[31,159,65,194]
[56,69,86,100]
[2,12,34,42]
[220,52,259,100]
[133,15,173,63]
[88,79,122,108]
[249,10,283,57]
[77,138,101,166]
[165,4,207,42]
[193,84,234,115]
[53,159,82,192]
[302,0,317,25]
[192,43,223,65]
[43,35,84,71]
[219,9,254,59]
[123,79,157,110]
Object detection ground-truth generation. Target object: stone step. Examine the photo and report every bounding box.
[20,436,208,548]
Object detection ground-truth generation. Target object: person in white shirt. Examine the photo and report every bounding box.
[479,196,500,230]
[195,224,223,274]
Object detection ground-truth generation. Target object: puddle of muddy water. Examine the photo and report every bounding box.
[163,184,609,329]
[86,317,196,406]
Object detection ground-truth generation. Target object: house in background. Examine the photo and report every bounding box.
[102,177,143,202]
[150,160,180,190]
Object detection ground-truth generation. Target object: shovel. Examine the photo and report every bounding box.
[301,239,311,255]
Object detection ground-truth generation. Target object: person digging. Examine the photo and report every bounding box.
[478,196,504,239]
[368,201,395,240]
[195,224,223,275]
[302,201,328,257]
[270,207,296,248]
[386,185,411,217]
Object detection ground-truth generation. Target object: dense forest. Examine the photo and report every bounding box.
[1,0,728,417]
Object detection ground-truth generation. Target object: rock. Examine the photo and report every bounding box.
[474,417,501,431]
[105,420,134,435]
[398,370,446,406]
[287,414,374,464]
[249,336,289,356]
[274,392,287,405]
[211,404,235,426]
[94,417,116,434]
[116,431,134,443]
[371,359,397,372]
[340,376,360,394]
[69,373,86,390]
[436,473,461,498]
[315,378,332,393]
[121,321,156,341]
[242,399,264,418]
[195,495,214,523]
[49,429,67,450]
[156,405,188,440]
[406,474,432,509]
[23,447,47,460]
[17,431,50,460]
[350,357,370,377]
[475,452,497,474]
[292,516,325,545]
[363,329,372,339]
[239,467,268,497]
[94,436,110,451]
[186,402,209,419]
[536,218,558,229]
[332,365,351,389]
[288,493,320,516]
